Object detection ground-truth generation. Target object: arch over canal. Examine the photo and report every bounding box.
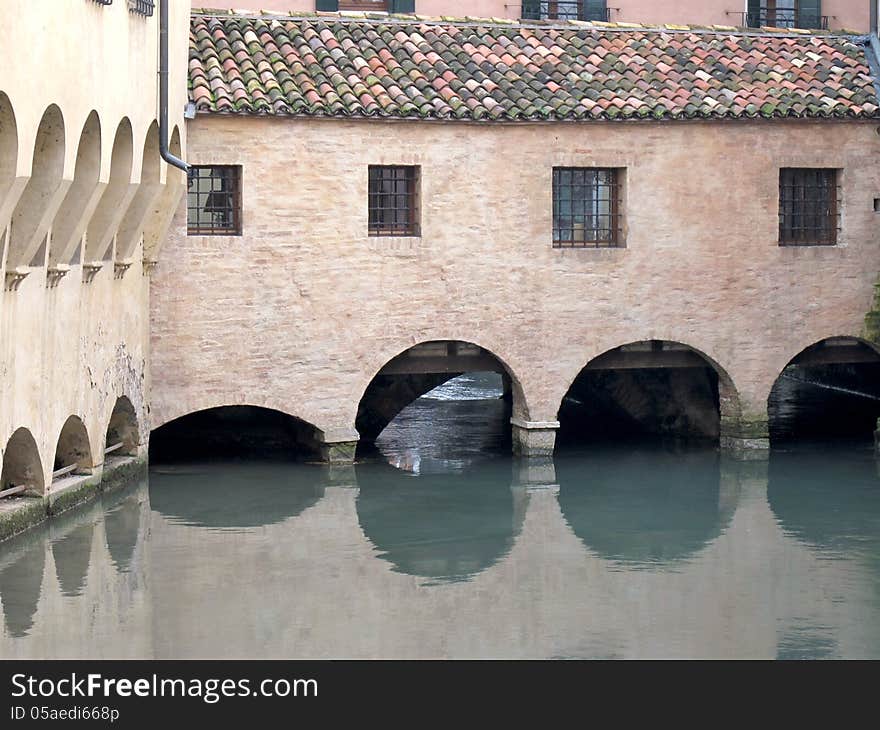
[555,340,741,449]
[767,336,880,444]
[148,405,324,462]
[355,339,527,457]
[105,396,140,458]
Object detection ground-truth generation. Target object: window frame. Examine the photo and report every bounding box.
[552,166,623,249]
[368,165,421,238]
[778,167,839,247]
[186,165,243,237]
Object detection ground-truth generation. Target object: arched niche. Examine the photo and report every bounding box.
[105,396,140,458]
[143,125,184,264]
[116,121,162,262]
[85,118,134,264]
[0,91,23,240]
[8,104,68,269]
[1,427,45,495]
[50,111,103,267]
[52,415,94,477]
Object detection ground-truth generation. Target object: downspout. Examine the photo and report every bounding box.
[159,0,189,173]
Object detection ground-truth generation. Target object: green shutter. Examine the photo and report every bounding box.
[798,0,822,28]
[316,0,338,11]
[390,0,415,12]
[583,0,607,22]
[746,0,761,27]
[521,0,541,20]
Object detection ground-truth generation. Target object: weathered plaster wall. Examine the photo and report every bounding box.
[0,0,189,494]
[151,116,880,443]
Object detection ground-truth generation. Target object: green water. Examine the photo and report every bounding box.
[1,378,879,658]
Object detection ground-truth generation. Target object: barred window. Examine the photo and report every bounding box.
[368,166,420,237]
[521,1,609,22]
[128,0,155,15]
[187,166,242,236]
[779,168,838,246]
[553,168,621,248]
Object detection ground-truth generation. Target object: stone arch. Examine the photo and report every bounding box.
[555,339,742,447]
[767,336,880,444]
[0,91,22,249]
[1,427,45,495]
[85,118,134,263]
[149,405,323,462]
[50,111,103,267]
[116,120,161,261]
[105,396,140,457]
[7,104,68,268]
[143,124,184,263]
[52,415,94,476]
[355,338,530,444]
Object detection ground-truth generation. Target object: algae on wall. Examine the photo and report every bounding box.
[865,280,880,345]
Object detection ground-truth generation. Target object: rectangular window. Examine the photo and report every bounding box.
[522,1,609,22]
[552,167,621,248]
[128,0,154,15]
[779,168,838,246]
[368,165,420,237]
[746,1,825,30]
[187,166,242,236]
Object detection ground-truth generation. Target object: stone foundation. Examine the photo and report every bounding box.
[720,416,770,457]
[511,418,559,458]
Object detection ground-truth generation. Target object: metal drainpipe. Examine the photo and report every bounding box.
[159,0,189,173]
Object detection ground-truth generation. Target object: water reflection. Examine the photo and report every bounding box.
[356,460,523,583]
[556,447,731,568]
[0,532,45,638]
[149,461,325,529]
[1,443,879,657]
[768,446,880,558]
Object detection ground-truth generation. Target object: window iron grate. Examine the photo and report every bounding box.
[779,168,839,246]
[553,167,622,248]
[187,166,242,236]
[368,165,420,237]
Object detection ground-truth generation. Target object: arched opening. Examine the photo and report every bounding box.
[143,125,184,263]
[557,341,733,449]
[356,460,523,582]
[50,111,102,267]
[85,118,133,263]
[105,396,140,459]
[768,337,880,445]
[8,104,66,268]
[149,406,321,463]
[0,91,20,246]
[356,340,521,471]
[1,427,45,496]
[116,121,161,261]
[52,415,94,480]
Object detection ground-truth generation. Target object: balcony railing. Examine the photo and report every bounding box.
[730,9,828,30]
[519,2,616,23]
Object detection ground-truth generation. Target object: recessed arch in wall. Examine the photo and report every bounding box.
[85,118,134,263]
[116,121,162,262]
[1,427,45,495]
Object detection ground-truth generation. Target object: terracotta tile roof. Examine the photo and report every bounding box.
[189,11,880,121]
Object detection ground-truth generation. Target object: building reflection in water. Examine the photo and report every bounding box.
[1,447,879,658]
[556,447,733,568]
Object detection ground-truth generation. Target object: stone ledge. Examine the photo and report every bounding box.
[0,456,147,543]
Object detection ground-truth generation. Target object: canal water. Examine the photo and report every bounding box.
[1,373,879,658]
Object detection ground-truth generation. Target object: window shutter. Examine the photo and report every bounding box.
[390,0,415,12]
[583,0,607,22]
[746,0,761,27]
[521,0,541,20]
[798,0,822,28]
[316,0,338,11]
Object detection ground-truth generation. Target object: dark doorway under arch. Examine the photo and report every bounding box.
[149,406,321,463]
[558,341,725,449]
[768,338,880,445]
